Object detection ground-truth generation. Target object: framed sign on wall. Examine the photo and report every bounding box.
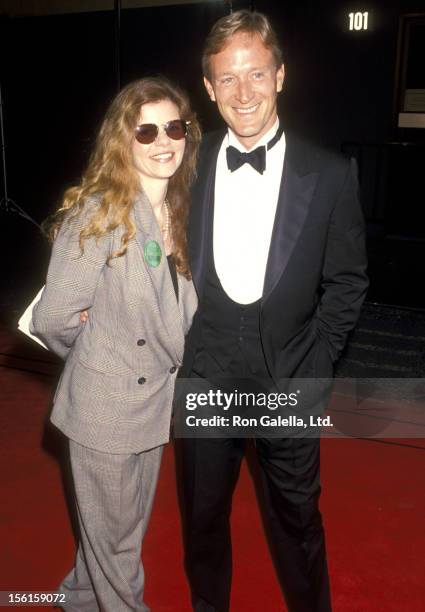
[395,14,425,129]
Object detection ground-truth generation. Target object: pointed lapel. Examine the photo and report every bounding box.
[262,135,319,303]
[189,131,226,297]
[177,274,198,334]
[133,193,184,363]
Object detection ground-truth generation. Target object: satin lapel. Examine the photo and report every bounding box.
[189,131,225,298]
[262,149,319,304]
[133,194,184,363]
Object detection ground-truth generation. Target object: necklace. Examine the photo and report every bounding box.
[162,199,171,242]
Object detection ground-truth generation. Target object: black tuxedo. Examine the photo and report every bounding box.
[178,130,368,612]
[183,130,368,379]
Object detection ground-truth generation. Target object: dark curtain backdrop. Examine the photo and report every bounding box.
[1,0,424,313]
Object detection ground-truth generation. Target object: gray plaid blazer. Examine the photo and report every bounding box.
[31,194,198,453]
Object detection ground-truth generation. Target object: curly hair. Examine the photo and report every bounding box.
[45,77,201,278]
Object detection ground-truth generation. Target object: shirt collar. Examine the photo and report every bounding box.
[227,117,280,152]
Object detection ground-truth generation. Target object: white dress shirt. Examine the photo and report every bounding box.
[213,119,286,304]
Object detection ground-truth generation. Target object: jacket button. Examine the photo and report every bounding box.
[138,377,146,384]
[137,339,146,346]
[169,366,177,374]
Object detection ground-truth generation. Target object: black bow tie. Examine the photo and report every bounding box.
[226,122,284,175]
[226,145,266,174]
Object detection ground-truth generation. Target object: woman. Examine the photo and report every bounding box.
[31,77,201,611]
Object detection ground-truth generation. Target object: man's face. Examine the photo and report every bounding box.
[204,32,284,150]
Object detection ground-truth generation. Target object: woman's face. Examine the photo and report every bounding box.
[132,98,186,188]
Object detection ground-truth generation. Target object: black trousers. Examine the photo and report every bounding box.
[178,351,331,612]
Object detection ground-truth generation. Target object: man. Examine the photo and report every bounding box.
[178,10,368,612]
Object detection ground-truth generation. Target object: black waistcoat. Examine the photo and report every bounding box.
[192,219,269,378]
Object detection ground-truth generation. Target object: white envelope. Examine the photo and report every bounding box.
[17,286,48,350]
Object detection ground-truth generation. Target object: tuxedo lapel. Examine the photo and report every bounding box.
[189,131,225,297]
[262,136,319,303]
[133,194,184,362]
[191,131,319,306]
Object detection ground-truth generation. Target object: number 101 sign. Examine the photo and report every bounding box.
[348,11,369,31]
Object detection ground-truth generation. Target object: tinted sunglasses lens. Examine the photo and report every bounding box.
[135,124,158,144]
[165,120,187,140]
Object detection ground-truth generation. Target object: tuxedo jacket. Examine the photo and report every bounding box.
[31,194,197,453]
[182,130,368,380]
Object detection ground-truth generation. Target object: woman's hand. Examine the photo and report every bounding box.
[80,310,89,323]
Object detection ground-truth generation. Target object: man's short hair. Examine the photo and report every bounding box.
[202,10,283,80]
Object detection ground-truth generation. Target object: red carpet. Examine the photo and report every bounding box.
[1,327,424,611]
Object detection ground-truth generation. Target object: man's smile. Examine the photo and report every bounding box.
[233,103,260,115]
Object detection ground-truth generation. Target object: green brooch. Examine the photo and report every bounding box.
[144,240,162,267]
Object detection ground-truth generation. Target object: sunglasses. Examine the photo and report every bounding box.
[135,119,190,145]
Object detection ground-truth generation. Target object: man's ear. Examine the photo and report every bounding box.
[204,76,216,102]
[276,64,285,93]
